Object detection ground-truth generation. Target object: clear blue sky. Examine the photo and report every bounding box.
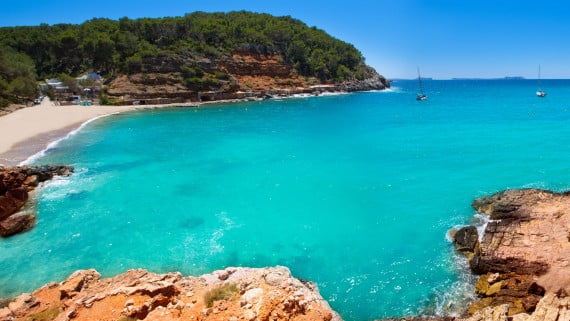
[2,0,569,79]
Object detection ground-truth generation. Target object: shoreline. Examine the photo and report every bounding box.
[0,91,360,167]
[0,93,348,167]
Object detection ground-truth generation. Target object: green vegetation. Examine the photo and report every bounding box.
[203,283,239,307]
[26,306,61,321]
[0,45,37,107]
[0,11,371,83]
[0,298,12,309]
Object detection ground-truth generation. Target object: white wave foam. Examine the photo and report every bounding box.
[271,91,351,101]
[472,213,490,242]
[368,86,402,93]
[429,249,477,316]
[433,211,493,316]
[38,168,89,200]
[19,112,121,165]
[318,91,349,96]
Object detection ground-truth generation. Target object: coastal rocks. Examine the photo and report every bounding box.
[0,266,340,321]
[378,295,569,321]
[379,188,569,321]
[0,213,35,237]
[452,226,479,254]
[452,189,570,317]
[470,189,569,292]
[337,67,390,92]
[0,165,73,237]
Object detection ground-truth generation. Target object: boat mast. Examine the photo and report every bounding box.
[417,67,424,95]
[537,65,542,91]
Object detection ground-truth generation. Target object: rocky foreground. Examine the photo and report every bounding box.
[0,267,340,321]
[0,165,73,237]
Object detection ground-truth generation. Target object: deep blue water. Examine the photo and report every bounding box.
[2,80,570,320]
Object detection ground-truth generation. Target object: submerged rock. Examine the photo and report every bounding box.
[0,266,340,321]
[0,165,73,237]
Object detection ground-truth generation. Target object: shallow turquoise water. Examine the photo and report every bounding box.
[3,80,570,319]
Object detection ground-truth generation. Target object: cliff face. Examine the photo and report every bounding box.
[106,51,389,104]
[464,189,570,316]
[0,267,340,321]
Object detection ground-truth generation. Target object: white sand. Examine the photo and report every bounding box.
[0,106,131,160]
[0,98,203,165]
[0,97,257,165]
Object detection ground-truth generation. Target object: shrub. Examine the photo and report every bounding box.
[213,71,230,80]
[27,306,61,321]
[203,283,238,307]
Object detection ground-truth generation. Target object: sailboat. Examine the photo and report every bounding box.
[536,65,547,98]
[416,67,428,101]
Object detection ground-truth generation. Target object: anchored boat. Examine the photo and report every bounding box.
[416,67,428,101]
[536,65,547,98]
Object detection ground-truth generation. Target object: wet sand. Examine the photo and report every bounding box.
[0,105,147,166]
[0,99,260,166]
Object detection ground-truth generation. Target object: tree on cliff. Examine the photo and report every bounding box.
[0,11,374,83]
[0,46,37,107]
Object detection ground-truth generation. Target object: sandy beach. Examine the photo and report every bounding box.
[0,97,268,166]
[0,99,205,166]
[0,105,129,165]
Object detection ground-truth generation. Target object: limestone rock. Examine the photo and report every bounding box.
[470,189,570,292]
[449,188,570,317]
[4,267,339,321]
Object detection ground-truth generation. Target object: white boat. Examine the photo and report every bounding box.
[416,67,428,101]
[536,65,547,98]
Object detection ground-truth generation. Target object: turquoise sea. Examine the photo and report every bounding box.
[3,79,570,320]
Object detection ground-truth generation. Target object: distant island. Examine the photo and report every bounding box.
[451,76,526,80]
[0,11,388,108]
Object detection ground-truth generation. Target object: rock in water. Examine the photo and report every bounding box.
[453,226,479,253]
[0,213,35,237]
[0,165,73,237]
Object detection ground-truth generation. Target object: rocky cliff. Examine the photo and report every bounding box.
[461,189,569,317]
[106,51,389,105]
[0,267,340,321]
[0,165,73,237]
